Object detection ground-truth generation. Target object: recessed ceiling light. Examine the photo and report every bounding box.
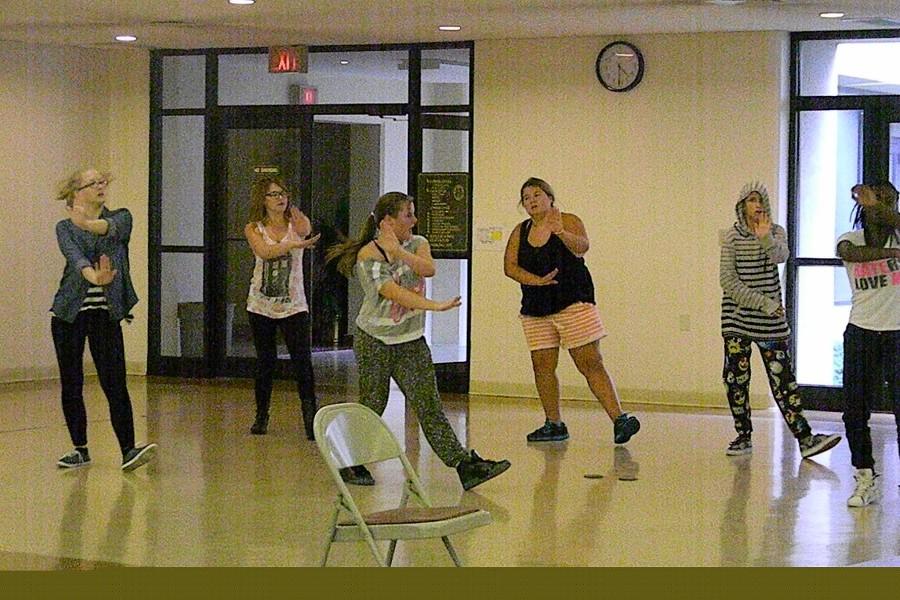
[115,35,137,42]
[339,60,350,65]
[229,0,255,5]
[438,25,461,32]
[705,1,746,5]
[819,12,845,18]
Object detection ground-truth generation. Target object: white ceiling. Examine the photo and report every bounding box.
[0,1,897,50]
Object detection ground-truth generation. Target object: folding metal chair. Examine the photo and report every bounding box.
[313,403,492,566]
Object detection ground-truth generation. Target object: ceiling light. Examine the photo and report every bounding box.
[438,25,461,32]
[115,35,137,42]
[229,0,255,5]
[705,1,747,5]
[819,12,845,18]
[339,60,349,65]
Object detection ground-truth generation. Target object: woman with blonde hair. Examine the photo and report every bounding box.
[244,176,321,438]
[52,168,156,471]
[327,192,510,490]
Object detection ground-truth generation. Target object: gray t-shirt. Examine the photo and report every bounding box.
[354,235,427,345]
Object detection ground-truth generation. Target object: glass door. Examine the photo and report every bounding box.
[791,105,900,410]
[214,110,313,379]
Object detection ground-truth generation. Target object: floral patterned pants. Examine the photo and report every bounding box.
[722,336,811,439]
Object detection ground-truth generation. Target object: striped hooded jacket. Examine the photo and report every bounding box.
[719,183,790,340]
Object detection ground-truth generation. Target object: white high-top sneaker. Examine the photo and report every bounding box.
[847,468,879,507]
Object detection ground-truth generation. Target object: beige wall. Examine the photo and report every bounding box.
[471,32,790,408]
[0,42,149,382]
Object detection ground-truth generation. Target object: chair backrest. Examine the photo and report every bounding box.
[314,403,403,469]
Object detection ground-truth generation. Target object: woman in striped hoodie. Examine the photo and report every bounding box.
[719,182,841,458]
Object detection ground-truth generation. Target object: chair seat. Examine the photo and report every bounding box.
[335,507,492,541]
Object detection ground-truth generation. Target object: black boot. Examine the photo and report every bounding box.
[250,412,269,435]
[301,397,318,440]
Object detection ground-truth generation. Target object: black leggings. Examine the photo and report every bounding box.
[248,311,316,414]
[842,323,900,470]
[51,311,135,455]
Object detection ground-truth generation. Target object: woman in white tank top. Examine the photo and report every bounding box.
[243,177,321,438]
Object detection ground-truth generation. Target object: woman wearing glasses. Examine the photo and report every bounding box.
[244,177,321,438]
[52,168,157,471]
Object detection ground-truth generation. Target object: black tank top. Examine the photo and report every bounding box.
[517,219,595,317]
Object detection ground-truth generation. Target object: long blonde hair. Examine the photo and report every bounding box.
[325,192,412,278]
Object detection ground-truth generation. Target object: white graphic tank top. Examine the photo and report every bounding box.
[246,222,308,319]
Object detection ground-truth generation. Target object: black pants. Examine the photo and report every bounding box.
[51,311,135,455]
[248,311,317,427]
[842,323,900,470]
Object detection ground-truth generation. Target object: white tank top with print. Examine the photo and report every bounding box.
[246,222,308,319]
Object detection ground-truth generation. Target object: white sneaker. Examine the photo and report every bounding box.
[847,468,879,507]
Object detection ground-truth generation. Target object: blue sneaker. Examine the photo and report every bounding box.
[613,414,640,444]
[526,420,569,442]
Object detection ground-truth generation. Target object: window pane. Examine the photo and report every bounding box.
[161,253,204,357]
[796,110,862,258]
[162,115,205,246]
[162,54,205,109]
[891,122,900,187]
[796,266,851,386]
[421,47,470,105]
[423,127,468,172]
[425,259,468,364]
[799,38,900,96]
[218,50,409,105]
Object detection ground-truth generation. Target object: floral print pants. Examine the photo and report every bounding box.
[722,336,811,439]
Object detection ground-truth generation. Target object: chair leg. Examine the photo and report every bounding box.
[362,531,388,567]
[321,503,341,567]
[386,540,398,566]
[442,536,464,567]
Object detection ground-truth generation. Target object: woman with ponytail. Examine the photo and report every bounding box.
[326,192,510,491]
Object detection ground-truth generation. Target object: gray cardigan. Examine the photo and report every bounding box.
[51,207,139,323]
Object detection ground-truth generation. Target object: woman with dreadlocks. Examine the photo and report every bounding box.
[836,181,900,507]
[720,182,841,459]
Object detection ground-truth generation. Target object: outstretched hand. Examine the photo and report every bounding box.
[94,254,117,286]
[435,296,462,312]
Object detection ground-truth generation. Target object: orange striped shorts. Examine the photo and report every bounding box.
[519,302,608,351]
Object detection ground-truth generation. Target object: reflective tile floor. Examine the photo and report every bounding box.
[0,377,898,567]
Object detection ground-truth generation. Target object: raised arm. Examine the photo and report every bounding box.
[758,223,789,264]
[503,223,559,286]
[550,211,590,257]
[244,222,320,260]
[837,239,900,262]
[375,224,435,277]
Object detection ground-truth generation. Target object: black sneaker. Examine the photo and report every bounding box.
[725,434,752,456]
[456,450,511,491]
[250,414,269,435]
[526,420,569,442]
[613,413,640,444]
[57,448,91,469]
[339,465,375,486]
[122,443,157,472]
[799,433,841,459]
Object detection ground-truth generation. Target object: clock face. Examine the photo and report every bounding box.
[595,41,644,92]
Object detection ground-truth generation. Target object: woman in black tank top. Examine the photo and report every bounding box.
[503,177,640,445]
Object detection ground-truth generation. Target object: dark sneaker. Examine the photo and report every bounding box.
[799,433,841,459]
[250,414,269,435]
[725,434,752,456]
[122,443,157,472]
[456,450,511,491]
[57,448,91,469]
[613,413,640,444]
[339,465,375,486]
[526,420,569,442]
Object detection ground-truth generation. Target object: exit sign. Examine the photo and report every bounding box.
[269,46,308,73]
